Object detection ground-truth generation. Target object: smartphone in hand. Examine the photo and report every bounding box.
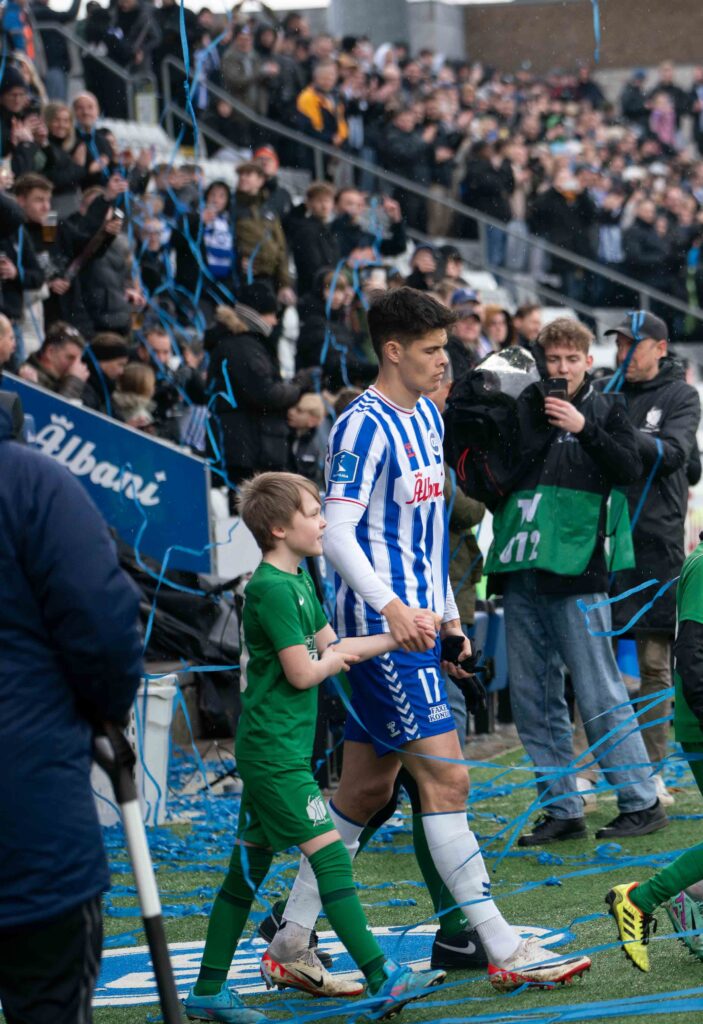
[544,377,568,401]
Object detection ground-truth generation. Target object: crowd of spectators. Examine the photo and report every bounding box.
[1,5,703,491]
[3,3,703,314]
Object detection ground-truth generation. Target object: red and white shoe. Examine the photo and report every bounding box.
[488,937,591,993]
[261,949,364,998]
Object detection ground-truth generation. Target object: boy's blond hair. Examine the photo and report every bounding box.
[238,472,321,552]
[537,317,593,354]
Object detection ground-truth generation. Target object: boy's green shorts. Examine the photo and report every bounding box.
[236,760,335,851]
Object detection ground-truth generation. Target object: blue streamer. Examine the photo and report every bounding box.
[591,0,601,64]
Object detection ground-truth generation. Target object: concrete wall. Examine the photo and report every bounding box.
[408,2,467,60]
[464,0,703,74]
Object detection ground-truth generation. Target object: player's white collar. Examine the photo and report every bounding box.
[368,385,416,416]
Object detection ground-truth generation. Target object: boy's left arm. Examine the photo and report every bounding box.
[315,614,439,661]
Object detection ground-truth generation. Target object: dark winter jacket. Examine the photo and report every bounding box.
[80,235,131,335]
[446,335,480,382]
[81,359,118,416]
[330,213,407,260]
[31,0,80,70]
[527,187,598,271]
[296,287,376,390]
[0,407,142,928]
[448,376,643,597]
[620,81,649,129]
[0,225,44,322]
[461,157,513,224]
[607,359,701,635]
[104,1,160,71]
[623,217,670,290]
[286,207,340,296]
[262,176,293,222]
[289,426,325,484]
[207,306,303,475]
[377,125,433,184]
[71,127,114,190]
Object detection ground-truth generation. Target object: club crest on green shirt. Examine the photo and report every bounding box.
[306,793,328,825]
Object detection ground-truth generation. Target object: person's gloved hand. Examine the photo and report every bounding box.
[440,635,488,715]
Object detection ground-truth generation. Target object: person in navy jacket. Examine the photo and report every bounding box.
[0,405,143,1024]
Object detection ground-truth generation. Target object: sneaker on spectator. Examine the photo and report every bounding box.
[595,800,668,840]
[518,814,587,847]
[653,773,674,806]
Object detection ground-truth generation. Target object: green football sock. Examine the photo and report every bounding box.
[194,845,272,996]
[631,743,703,916]
[631,842,703,915]
[309,841,387,993]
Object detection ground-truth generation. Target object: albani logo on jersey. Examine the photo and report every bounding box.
[89,925,569,1007]
[406,472,443,504]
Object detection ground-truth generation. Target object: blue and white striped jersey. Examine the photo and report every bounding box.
[324,386,451,638]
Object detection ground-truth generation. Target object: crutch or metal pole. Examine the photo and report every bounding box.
[94,722,183,1023]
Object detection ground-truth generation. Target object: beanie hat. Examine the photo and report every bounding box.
[237,282,278,316]
[0,66,27,95]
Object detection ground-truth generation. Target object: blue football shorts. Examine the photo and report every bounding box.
[343,639,457,755]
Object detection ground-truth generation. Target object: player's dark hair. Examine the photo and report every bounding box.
[366,286,457,360]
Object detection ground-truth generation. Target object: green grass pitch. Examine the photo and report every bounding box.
[23,748,703,1024]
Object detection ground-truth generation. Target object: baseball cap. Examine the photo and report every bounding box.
[253,145,279,167]
[451,287,479,306]
[604,312,669,343]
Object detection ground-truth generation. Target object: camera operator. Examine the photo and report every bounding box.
[485,317,666,845]
[604,313,701,803]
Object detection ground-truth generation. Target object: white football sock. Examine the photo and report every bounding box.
[269,801,363,959]
[422,811,519,963]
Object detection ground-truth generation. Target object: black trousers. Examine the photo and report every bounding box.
[0,895,103,1024]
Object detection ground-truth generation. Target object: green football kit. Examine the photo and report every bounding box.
[632,541,703,915]
[236,562,334,850]
[193,561,389,998]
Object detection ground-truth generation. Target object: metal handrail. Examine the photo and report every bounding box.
[165,95,621,323]
[46,23,157,121]
[160,54,703,328]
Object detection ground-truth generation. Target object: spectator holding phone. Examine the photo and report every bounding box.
[483,318,666,845]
